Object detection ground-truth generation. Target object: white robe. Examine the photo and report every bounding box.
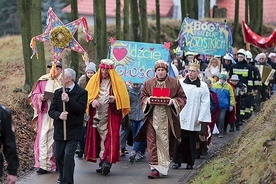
[179,79,211,131]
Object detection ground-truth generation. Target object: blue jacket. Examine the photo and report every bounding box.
[212,82,235,109]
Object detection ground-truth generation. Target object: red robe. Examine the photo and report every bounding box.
[85,101,122,164]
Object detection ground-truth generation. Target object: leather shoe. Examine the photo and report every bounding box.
[102,162,111,175]
[148,170,159,179]
[96,167,103,173]
[36,168,49,174]
[186,164,193,170]
[96,162,103,173]
[57,178,61,184]
[172,163,181,169]
[77,150,84,158]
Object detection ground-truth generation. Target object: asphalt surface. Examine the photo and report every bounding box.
[17,127,244,184]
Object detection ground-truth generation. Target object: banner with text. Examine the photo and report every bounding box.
[176,17,233,56]
[109,40,170,83]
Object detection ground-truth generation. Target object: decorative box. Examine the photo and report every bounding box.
[150,88,170,105]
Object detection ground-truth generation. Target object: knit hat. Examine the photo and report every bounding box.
[99,59,114,69]
[154,60,168,72]
[219,73,227,80]
[85,62,96,72]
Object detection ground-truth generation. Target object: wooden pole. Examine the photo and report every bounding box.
[61,62,67,140]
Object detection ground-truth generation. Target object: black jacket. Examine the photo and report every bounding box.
[229,60,254,92]
[48,83,88,141]
[0,105,19,177]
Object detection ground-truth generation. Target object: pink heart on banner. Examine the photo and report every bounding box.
[113,47,127,61]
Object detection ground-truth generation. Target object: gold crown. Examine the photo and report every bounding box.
[188,59,201,68]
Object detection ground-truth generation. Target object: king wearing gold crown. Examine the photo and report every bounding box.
[135,59,186,179]
[172,59,211,170]
[84,59,130,175]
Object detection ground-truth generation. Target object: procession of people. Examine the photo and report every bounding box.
[1,44,274,184]
[2,12,276,182]
[27,47,274,183]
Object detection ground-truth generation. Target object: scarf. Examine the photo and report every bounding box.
[183,77,201,87]
[85,68,130,118]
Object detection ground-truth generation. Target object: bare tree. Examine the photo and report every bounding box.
[17,0,44,90]
[30,0,45,86]
[70,0,79,77]
[180,0,188,20]
[116,0,121,40]
[181,0,198,20]
[249,0,263,35]
[155,0,160,43]
[123,0,130,40]
[204,0,210,18]
[130,0,140,41]
[94,0,107,64]
[139,0,148,42]
[233,0,239,46]
[245,0,249,23]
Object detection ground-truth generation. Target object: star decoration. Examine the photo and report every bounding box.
[163,42,171,50]
[184,19,194,35]
[30,7,93,65]
[109,37,116,44]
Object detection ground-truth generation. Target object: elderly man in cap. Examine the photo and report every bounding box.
[28,61,62,174]
[135,60,186,179]
[212,73,235,138]
[85,59,130,175]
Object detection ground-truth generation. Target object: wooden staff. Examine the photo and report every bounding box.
[61,61,67,140]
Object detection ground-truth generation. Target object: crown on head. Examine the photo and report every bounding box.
[188,59,201,68]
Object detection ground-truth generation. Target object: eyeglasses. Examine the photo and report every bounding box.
[259,58,265,60]
[188,69,197,73]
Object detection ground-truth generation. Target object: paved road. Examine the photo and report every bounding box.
[17,129,242,184]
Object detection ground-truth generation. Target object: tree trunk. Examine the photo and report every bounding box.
[245,0,249,23]
[257,0,263,35]
[233,0,239,46]
[139,0,148,42]
[130,0,140,41]
[123,0,130,40]
[70,0,79,77]
[180,0,198,20]
[180,0,188,20]
[116,0,121,40]
[187,0,198,19]
[249,0,263,35]
[30,0,45,86]
[204,0,210,18]
[17,0,33,91]
[155,0,160,43]
[94,0,107,64]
